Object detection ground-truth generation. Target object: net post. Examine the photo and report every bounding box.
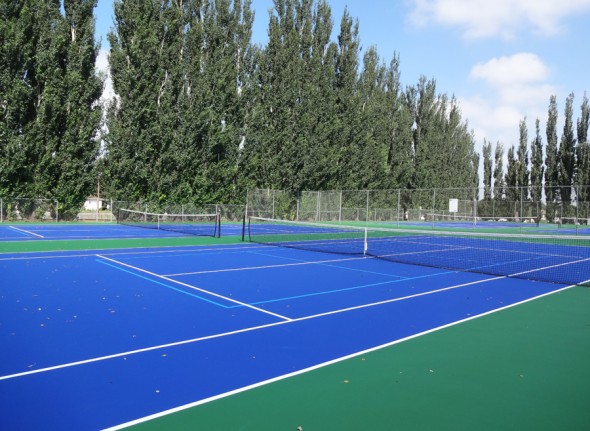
[241,214,246,241]
[363,227,368,256]
[247,216,251,241]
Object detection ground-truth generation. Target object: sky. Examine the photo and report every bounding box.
[94,0,590,155]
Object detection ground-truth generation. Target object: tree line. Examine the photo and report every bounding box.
[1,0,102,217]
[482,93,590,218]
[104,0,479,205]
[1,0,587,218]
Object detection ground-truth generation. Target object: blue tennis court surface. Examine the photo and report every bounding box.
[0,239,575,430]
[389,219,590,234]
[0,223,245,241]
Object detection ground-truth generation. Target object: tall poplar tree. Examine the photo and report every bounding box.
[0,0,102,215]
[246,0,339,192]
[357,46,388,189]
[408,78,476,193]
[493,142,505,199]
[106,0,254,203]
[517,119,529,199]
[332,8,361,189]
[408,76,438,191]
[576,94,590,203]
[0,1,37,196]
[296,0,339,191]
[106,0,177,201]
[505,145,519,201]
[385,55,414,190]
[181,0,255,203]
[482,139,493,201]
[545,95,559,217]
[530,119,544,204]
[559,93,576,205]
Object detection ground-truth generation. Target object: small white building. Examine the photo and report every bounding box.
[84,196,103,211]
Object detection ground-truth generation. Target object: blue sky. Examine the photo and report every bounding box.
[95,0,590,154]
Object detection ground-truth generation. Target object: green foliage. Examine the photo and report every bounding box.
[517,119,529,197]
[559,93,576,204]
[105,0,254,204]
[0,0,102,215]
[6,0,588,213]
[505,145,519,202]
[407,78,477,192]
[545,95,559,205]
[482,140,492,200]
[493,142,505,197]
[576,94,590,201]
[530,119,544,203]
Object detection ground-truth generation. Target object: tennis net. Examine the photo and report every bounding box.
[247,216,590,287]
[423,213,540,227]
[117,208,221,238]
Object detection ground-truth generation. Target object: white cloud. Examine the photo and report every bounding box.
[94,49,116,151]
[459,96,523,145]
[470,53,549,87]
[460,53,556,147]
[410,0,590,39]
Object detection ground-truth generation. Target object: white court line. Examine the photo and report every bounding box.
[0,243,265,260]
[164,254,372,277]
[371,235,587,259]
[510,256,590,276]
[102,283,576,431]
[162,244,471,277]
[8,226,44,238]
[0,320,289,382]
[0,273,506,382]
[95,254,292,322]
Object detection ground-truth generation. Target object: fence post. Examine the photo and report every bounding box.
[397,189,402,227]
[520,187,523,223]
[473,188,478,228]
[339,191,342,222]
[365,190,370,223]
[574,187,580,234]
[316,191,320,221]
[432,188,436,228]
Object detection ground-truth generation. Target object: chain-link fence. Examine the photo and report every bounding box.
[245,189,296,220]
[246,186,590,234]
[0,197,245,223]
[3,185,588,230]
[111,201,246,222]
[0,198,59,222]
